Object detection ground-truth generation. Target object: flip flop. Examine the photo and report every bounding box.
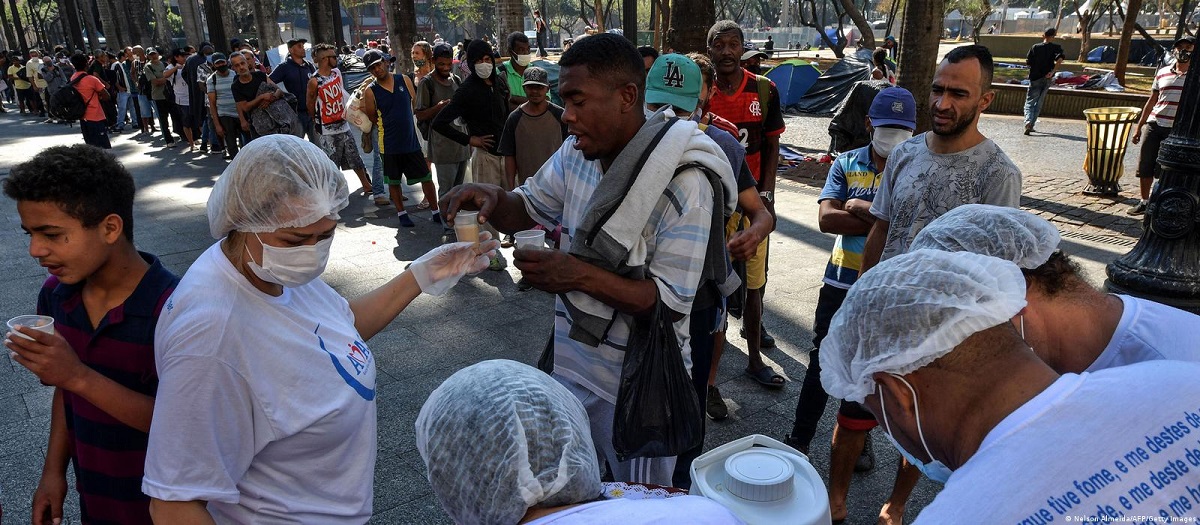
[417,199,430,209]
[745,366,786,389]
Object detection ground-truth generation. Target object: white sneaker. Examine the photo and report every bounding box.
[372,193,391,206]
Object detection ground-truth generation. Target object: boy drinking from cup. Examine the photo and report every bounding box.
[3,145,179,525]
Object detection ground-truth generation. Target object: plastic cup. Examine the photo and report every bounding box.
[7,315,55,341]
[454,211,480,246]
[514,229,547,250]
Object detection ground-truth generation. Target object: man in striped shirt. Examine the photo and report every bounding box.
[4,146,178,525]
[1129,35,1193,216]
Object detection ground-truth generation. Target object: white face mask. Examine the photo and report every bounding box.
[474,62,493,78]
[245,234,333,288]
[878,374,954,484]
[514,54,532,67]
[871,127,914,158]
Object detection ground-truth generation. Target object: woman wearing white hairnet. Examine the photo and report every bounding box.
[141,135,498,523]
[417,360,743,525]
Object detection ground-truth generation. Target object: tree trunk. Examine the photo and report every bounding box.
[896,0,945,133]
[81,0,101,49]
[667,0,712,53]
[7,0,27,53]
[385,0,416,73]
[0,0,15,51]
[253,0,281,48]
[623,0,636,45]
[177,0,203,45]
[840,0,874,48]
[94,0,120,46]
[59,0,85,49]
[1114,0,1142,84]
[307,0,333,46]
[122,0,149,49]
[149,0,171,48]
[885,0,900,38]
[496,0,524,55]
[202,0,229,52]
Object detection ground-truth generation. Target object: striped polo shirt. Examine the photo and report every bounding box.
[35,252,178,525]
[1148,65,1188,127]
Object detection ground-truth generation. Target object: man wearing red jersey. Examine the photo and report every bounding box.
[705,20,786,417]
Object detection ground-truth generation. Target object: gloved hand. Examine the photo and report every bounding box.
[410,231,500,296]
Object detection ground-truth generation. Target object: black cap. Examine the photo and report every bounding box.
[1177,35,1196,47]
[230,38,245,49]
[363,49,387,70]
[287,38,307,48]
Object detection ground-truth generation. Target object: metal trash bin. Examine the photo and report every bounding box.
[1082,107,1141,195]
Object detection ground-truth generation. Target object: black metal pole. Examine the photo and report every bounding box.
[1106,63,1200,312]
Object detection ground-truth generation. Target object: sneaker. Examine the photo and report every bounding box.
[501,234,515,248]
[854,436,876,472]
[783,434,810,456]
[372,193,391,206]
[398,213,416,228]
[1128,200,1147,216]
[430,211,443,226]
[706,385,729,420]
[1024,123,1034,135]
[488,252,507,271]
[199,146,209,154]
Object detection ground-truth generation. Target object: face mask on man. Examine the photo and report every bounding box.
[245,234,333,288]
[1175,49,1192,64]
[414,59,427,67]
[216,64,229,73]
[871,127,914,158]
[474,62,493,78]
[877,374,954,484]
[514,54,533,67]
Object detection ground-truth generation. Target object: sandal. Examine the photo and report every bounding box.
[745,365,786,389]
[418,198,430,209]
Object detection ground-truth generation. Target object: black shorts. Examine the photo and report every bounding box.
[1135,122,1171,179]
[176,103,194,128]
[382,151,431,185]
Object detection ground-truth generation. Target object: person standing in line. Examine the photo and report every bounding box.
[167,50,197,152]
[111,50,137,132]
[853,45,1021,524]
[415,43,471,234]
[229,51,282,142]
[1128,35,1193,216]
[705,21,787,411]
[496,66,567,249]
[411,41,433,81]
[143,48,178,146]
[67,53,113,149]
[8,55,32,114]
[269,38,318,144]
[207,53,243,160]
[498,32,533,112]
[533,9,549,58]
[39,57,70,124]
[1023,27,1063,135]
[359,50,444,229]
[786,87,918,523]
[26,49,47,118]
[132,46,157,135]
[432,38,511,270]
[307,43,375,199]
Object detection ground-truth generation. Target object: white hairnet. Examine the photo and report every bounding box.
[415,360,601,525]
[820,250,1028,403]
[206,134,349,239]
[908,204,1061,269]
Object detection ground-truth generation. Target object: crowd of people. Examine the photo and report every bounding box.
[2,16,1199,525]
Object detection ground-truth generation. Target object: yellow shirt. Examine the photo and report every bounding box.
[8,64,31,90]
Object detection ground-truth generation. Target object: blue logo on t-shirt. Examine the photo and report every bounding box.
[314,325,375,401]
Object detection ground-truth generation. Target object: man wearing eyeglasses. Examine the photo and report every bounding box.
[306,43,374,197]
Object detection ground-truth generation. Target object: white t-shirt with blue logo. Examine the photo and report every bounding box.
[144,242,376,524]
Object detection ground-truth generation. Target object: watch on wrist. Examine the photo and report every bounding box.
[759,190,774,203]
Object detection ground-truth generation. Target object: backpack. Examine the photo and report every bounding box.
[48,75,89,121]
[755,74,772,122]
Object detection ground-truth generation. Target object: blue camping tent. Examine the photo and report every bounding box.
[1087,45,1117,63]
[765,59,822,107]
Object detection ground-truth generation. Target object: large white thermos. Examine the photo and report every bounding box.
[690,434,832,525]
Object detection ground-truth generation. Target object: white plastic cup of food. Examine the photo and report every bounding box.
[454,211,480,246]
[7,315,56,341]
[514,229,547,250]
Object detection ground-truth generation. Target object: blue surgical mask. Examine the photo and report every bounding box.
[878,374,954,484]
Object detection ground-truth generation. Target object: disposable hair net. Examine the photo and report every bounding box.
[415,360,601,525]
[207,134,349,239]
[820,250,1027,403]
[908,204,1061,269]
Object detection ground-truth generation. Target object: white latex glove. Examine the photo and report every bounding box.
[410,231,500,296]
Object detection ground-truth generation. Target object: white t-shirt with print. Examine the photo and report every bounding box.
[914,360,1200,523]
[1085,294,1200,372]
[870,134,1022,261]
[143,242,376,524]
[525,496,744,524]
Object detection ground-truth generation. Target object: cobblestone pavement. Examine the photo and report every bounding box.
[0,103,1137,524]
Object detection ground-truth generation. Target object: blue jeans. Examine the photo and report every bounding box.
[115,92,133,129]
[369,127,385,195]
[1023,77,1052,127]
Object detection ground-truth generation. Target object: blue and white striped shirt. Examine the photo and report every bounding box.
[515,137,714,404]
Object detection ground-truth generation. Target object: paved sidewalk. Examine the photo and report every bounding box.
[0,106,1137,524]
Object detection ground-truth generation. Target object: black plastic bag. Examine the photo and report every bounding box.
[612,299,704,461]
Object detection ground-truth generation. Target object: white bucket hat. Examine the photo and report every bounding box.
[690,434,832,525]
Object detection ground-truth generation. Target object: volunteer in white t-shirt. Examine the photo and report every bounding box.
[908,204,1200,373]
[820,249,1200,523]
[143,135,498,523]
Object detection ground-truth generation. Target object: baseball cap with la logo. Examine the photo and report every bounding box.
[645,53,703,114]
